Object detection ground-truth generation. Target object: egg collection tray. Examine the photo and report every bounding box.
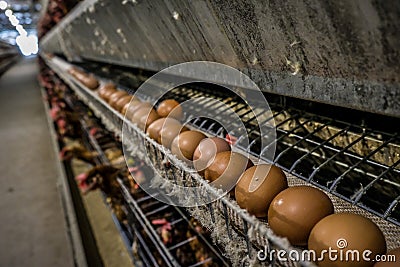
[45,55,400,266]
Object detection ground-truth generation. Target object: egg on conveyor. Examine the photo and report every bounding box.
[98,83,117,101]
[121,98,142,116]
[204,151,253,196]
[309,213,387,267]
[268,185,334,246]
[235,164,288,218]
[146,117,181,142]
[193,137,231,176]
[159,121,188,148]
[108,90,128,106]
[69,68,99,90]
[138,109,160,131]
[125,101,150,120]
[82,74,99,90]
[132,107,160,131]
[156,99,183,120]
[115,95,133,112]
[171,130,206,163]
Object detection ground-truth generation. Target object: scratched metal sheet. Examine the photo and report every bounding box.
[40,0,400,118]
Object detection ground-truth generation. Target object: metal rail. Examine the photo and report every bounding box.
[79,113,179,267]
[64,89,230,266]
[45,55,400,265]
[45,58,319,266]
[162,85,400,225]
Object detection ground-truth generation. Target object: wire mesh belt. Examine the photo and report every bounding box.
[46,56,400,266]
[63,88,230,267]
[163,86,400,228]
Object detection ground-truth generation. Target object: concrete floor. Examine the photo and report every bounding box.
[0,58,74,267]
[71,159,133,267]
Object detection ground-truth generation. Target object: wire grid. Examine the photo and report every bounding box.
[125,121,315,267]
[53,65,316,266]
[162,86,400,228]
[53,64,233,267]
[83,104,213,267]
[48,57,400,265]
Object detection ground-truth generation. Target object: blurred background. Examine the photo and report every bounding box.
[0,0,79,74]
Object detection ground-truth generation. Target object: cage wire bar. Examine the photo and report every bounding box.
[65,88,176,267]
[46,57,318,266]
[45,55,400,265]
[62,94,158,266]
[63,87,231,267]
[166,85,400,225]
[54,55,400,239]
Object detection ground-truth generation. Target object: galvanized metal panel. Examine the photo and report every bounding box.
[40,0,400,117]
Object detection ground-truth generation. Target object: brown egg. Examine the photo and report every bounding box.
[82,74,99,90]
[98,83,117,101]
[103,89,117,102]
[268,186,334,246]
[122,100,146,118]
[115,95,133,112]
[71,68,98,90]
[374,248,400,267]
[140,108,160,131]
[235,164,288,218]
[156,99,183,120]
[69,67,85,79]
[159,122,189,148]
[73,72,86,83]
[170,131,206,163]
[75,68,85,76]
[121,98,142,117]
[309,213,387,267]
[98,83,116,98]
[67,67,77,75]
[108,91,128,106]
[131,107,160,131]
[193,137,231,176]
[131,106,152,124]
[146,118,180,141]
[205,151,253,195]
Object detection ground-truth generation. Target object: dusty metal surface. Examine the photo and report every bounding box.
[40,0,400,117]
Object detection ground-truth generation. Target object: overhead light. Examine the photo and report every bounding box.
[11,20,19,26]
[0,1,7,10]
[9,15,19,26]
[16,34,39,56]
[16,25,26,34]
[5,9,12,17]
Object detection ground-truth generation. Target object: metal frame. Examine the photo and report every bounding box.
[62,86,231,266]
[45,55,317,266]
[39,0,400,118]
[45,55,400,265]
[39,87,89,267]
[161,85,400,224]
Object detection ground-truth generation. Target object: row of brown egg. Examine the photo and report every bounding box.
[75,75,397,267]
